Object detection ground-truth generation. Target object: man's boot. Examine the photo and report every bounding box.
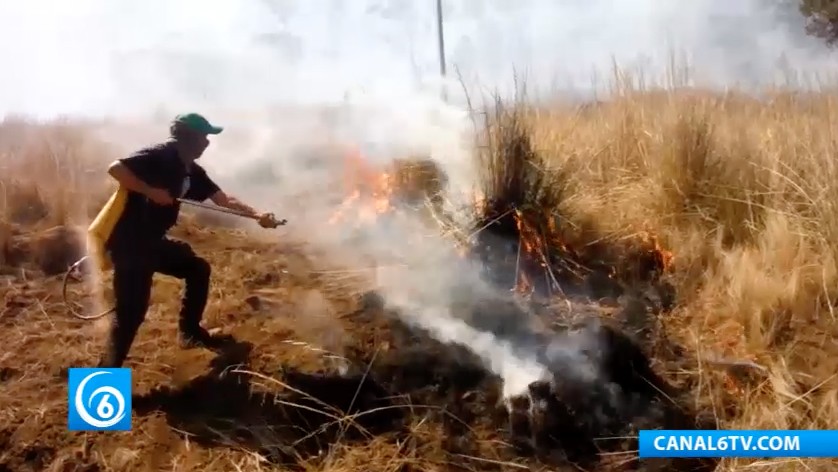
[97,327,131,368]
[180,325,234,350]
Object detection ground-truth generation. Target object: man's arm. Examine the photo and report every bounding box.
[108,151,173,205]
[209,190,260,218]
[188,166,277,226]
[108,161,154,195]
[210,190,282,228]
[181,167,256,215]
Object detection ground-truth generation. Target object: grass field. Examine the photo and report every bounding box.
[2,83,838,471]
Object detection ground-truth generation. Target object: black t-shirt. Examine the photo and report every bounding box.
[106,141,220,251]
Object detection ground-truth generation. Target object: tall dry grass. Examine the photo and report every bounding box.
[0,117,123,231]
[2,83,838,470]
[521,87,838,469]
[0,117,119,271]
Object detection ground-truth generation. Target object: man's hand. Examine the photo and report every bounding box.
[145,187,174,205]
[209,190,285,227]
[211,191,255,214]
[256,212,284,228]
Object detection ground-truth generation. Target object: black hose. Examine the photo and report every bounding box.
[62,255,114,320]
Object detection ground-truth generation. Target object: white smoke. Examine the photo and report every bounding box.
[3,0,837,397]
[3,0,838,119]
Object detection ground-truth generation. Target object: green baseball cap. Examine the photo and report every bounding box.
[172,113,224,135]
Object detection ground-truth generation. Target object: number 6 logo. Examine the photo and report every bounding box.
[74,371,127,428]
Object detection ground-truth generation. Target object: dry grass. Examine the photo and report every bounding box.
[2,83,838,471]
[524,88,838,470]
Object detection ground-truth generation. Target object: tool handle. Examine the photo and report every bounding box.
[177,199,287,227]
[177,198,254,218]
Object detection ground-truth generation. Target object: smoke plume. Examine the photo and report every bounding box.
[3,0,837,398]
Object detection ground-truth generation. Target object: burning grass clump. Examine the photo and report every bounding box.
[471,97,673,300]
[391,157,448,210]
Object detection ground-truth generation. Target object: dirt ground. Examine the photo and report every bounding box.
[0,213,714,472]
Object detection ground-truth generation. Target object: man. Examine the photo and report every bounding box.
[97,112,276,368]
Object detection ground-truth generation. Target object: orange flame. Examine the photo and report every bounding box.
[513,210,546,295]
[325,147,678,295]
[329,146,397,225]
[638,230,675,272]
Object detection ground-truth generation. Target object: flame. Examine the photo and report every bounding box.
[545,213,568,252]
[511,211,677,295]
[637,230,675,273]
[513,210,549,295]
[325,145,678,297]
[329,147,397,225]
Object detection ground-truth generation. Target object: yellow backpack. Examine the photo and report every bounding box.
[86,187,129,272]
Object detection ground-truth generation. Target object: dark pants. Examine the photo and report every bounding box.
[98,238,211,368]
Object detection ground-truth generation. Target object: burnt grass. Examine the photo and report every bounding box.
[123,279,717,472]
[361,289,719,471]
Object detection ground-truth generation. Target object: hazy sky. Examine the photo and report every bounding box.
[1,0,837,119]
